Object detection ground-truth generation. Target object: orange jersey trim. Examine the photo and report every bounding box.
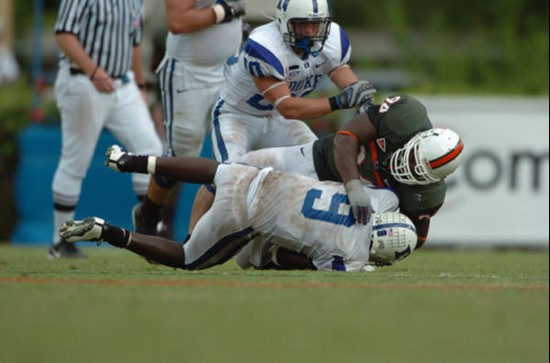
[336,130,359,143]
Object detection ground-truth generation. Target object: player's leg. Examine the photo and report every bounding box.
[181,164,259,269]
[240,142,318,178]
[264,118,318,147]
[160,87,221,235]
[61,164,259,269]
[191,104,254,234]
[49,70,111,258]
[107,80,163,234]
[211,100,252,163]
[59,217,186,268]
[107,80,163,197]
[188,184,215,234]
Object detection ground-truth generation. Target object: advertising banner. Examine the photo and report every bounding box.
[419,96,549,247]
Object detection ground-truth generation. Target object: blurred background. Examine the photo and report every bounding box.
[0,0,548,247]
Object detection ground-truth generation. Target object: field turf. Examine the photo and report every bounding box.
[0,244,548,363]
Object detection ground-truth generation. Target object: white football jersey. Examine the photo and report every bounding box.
[162,0,242,84]
[246,168,398,271]
[219,21,352,116]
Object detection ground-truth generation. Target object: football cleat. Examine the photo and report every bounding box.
[105,145,133,172]
[47,241,87,259]
[132,203,159,236]
[59,217,106,243]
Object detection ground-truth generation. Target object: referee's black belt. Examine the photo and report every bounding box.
[69,67,130,84]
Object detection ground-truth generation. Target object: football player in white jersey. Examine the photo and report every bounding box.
[212,0,374,162]
[58,145,417,272]
[190,0,376,232]
[132,0,246,236]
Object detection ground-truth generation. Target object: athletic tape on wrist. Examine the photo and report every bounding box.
[125,231,132,248]
[147,156,157,175]
[212,4,225,23]
[345,179,362,191]
[274,95,291,109]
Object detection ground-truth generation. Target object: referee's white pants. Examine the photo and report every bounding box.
[52,66,162,207]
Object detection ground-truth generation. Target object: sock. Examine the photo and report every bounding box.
[141,196,163,220]
[125,155,149,173]
[102,224,130,248]
[52,206,75,245]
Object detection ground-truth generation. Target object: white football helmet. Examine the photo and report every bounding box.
[275,0,332,56]
[390,128,464,185]
[370,212,417,266]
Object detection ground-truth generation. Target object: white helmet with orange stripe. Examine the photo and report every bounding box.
[390,128,464,185]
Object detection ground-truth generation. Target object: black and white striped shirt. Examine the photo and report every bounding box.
[54,0,144,77]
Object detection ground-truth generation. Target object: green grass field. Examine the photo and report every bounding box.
[0,245,548,363]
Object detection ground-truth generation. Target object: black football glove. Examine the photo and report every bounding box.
[215,0,245,24]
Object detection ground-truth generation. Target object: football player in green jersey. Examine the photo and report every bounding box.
[239,94,464,250]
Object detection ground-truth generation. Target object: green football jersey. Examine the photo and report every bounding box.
[312,94,446,219]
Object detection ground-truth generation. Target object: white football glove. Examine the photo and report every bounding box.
[345,179,372,225]
[105,145,133,172]
[329,81,377,110]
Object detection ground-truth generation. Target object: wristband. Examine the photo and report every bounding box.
[345,179,363,192]
[89,65,99,80]
[329,96,341,111]
[212,4,225,23]
[147,156,157,175]
[273,95,291,108]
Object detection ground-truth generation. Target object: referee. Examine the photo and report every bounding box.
[49,0,163,259]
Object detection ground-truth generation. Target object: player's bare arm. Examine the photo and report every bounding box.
[334,112,378,224]
[333,112,377,184]
[271,246,316,270]
[414,218,430,250]
[131,46,146,92]
[165,0,244,34]
[106,145,219,184]
[55,32,114,93]
[328,64,359,90]
[55,32,96,77]
[256,75,375,120]
[254,76,332,120]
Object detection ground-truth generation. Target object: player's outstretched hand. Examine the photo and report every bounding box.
[215,0,245,24]
[345,179,372,225]
[105,145,134,173]
[330,81,376,111]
